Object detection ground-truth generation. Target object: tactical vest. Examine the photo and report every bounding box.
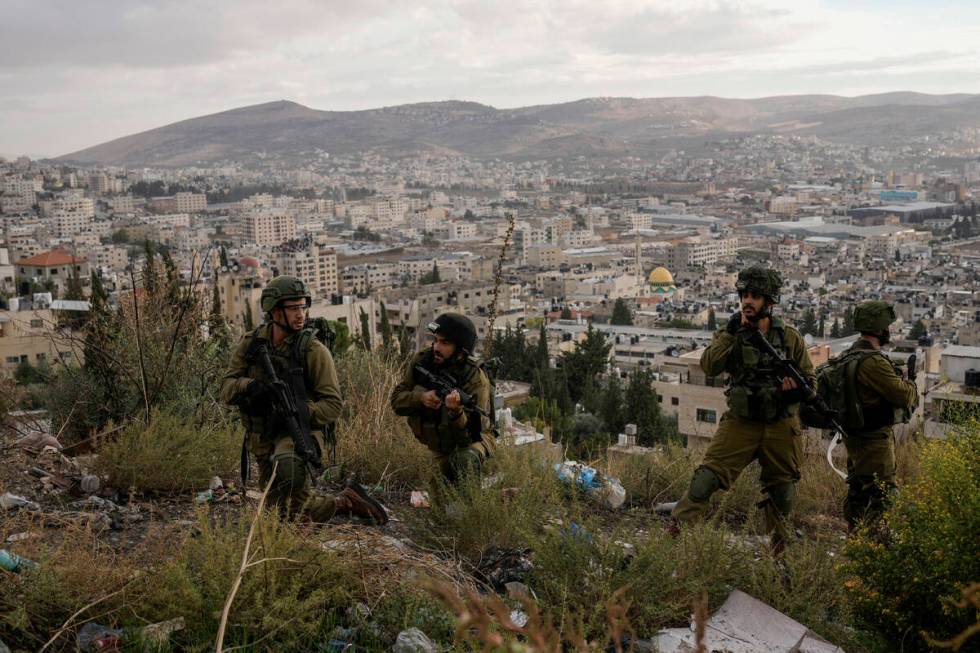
[414,351,487,448]
[243,327,317,441]
[725,324,792,423]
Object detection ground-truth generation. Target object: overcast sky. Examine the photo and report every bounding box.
[3,0,980,158]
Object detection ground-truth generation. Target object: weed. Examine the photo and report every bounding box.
[95,409,240,493]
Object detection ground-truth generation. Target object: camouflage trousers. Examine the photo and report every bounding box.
[843,430,896,529]
[249,431,337,522]
[673,413,803,548]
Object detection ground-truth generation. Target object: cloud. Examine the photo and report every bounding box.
[2,0,980,155]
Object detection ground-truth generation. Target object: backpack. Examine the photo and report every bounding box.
[801,349,879,431]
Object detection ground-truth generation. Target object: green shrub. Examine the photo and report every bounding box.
[96,409,240,493]
[411,445,565,563]
[842,422,980,651]
[142,510,357,652]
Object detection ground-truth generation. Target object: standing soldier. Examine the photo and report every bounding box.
[221,275,387,524]
[841,301,917,528]
[671,266,814,553]
[391,313,496,482]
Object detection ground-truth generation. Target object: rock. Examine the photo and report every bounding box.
[653,501,678,513]
[505,581,530,598]
[208,476,224,490]
[141,617,185,649]
[6,532,32,543]
[80,475,101,494]
[0,637,10,653]
[410,491,430,508]
[392,627,437,653]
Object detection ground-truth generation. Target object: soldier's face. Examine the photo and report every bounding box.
[276,302,308,331]
[739,291,767,319]
[431,334,457,365]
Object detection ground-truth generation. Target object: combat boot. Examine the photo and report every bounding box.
[335,480,389,525]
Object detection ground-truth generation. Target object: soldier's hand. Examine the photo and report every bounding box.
[780,377,798,392]
[726,313,742,334]
[445,390,462,413]
[421,389,443,409]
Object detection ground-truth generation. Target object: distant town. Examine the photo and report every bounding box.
[2,132,980,447]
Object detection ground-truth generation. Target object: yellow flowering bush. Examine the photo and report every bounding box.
[842,423,980,651]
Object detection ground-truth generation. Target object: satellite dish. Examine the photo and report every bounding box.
[804,334,814,346]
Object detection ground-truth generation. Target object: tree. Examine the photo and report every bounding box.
[560,326,611,404]
[599,373,626,436]
[142,240,159,297]
[818,315,826,338]
[208,282,225,338]
[842,306,856,337]
[799,308,818,337]
[909,319,928,340]
[706,307,717,331]
[625,369,664,445]
[219,246,229,268]
[560,306,573,320]
[830,318,841,338]
[358,307,372,350]
[610,298,633,326]
[243,301,255,330]
[419,261,441,285]
[379,301,394,353]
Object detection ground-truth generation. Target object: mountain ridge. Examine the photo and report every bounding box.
[57,93,980,166]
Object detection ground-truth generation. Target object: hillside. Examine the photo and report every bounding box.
[57,93,980,166]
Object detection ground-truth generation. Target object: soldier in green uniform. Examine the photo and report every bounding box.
[841,300,917,528]
[391,313,496,482]
[672,267,815,552]
[221,275,387,524]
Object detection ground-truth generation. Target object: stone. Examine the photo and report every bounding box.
[392,627,437,653]
[141,617,185,649]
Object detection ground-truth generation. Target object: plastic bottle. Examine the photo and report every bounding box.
[76,622,124,652]
[0,549,36,573]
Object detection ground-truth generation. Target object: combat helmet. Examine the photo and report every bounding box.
[260,275,312,314]
[735,266,782,303]
[853,300,897,333]
[427,313,478,353]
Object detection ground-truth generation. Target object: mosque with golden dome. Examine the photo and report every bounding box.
[647,266,676,295]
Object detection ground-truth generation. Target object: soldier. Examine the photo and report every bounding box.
[220,275,387,524]
[671,266,815,552]
[391,313,496,482]
[841,300,917,528]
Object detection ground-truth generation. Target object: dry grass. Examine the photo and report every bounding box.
[334,349,433,490]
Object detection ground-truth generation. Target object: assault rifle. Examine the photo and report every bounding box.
[414,365,492,421]
[745,329,848,480]
[254,343,323,482]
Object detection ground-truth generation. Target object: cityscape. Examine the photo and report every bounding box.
[2,1,980,650]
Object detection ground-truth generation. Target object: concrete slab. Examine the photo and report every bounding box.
[649,590,846,653]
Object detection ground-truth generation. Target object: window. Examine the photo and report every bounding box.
[697,409,717,424]
[30,319,43,328]
[671,397,679,406]
[36,353,46,362]
[5,356,18,364]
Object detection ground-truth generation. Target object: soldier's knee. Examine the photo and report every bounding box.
[446,447,483,482]
[688,466,721,503]
[766,482,795,516]
[271,454,309,496]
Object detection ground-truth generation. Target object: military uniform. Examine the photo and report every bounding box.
[672,267,812,550]
[842,302,918,527]
[391,349,496,481]
[221,324,343,520]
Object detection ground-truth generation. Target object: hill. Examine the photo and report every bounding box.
[57,93,980,166]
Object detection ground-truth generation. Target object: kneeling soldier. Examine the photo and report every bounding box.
[391,313,496,482]
[221,275,387,524]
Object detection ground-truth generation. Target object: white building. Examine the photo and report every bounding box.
[242,211,296,246]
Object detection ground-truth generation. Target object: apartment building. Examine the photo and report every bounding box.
[242,211,296,246]
[275,242,339,297]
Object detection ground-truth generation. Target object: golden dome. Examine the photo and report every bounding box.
[648,266,675,286]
